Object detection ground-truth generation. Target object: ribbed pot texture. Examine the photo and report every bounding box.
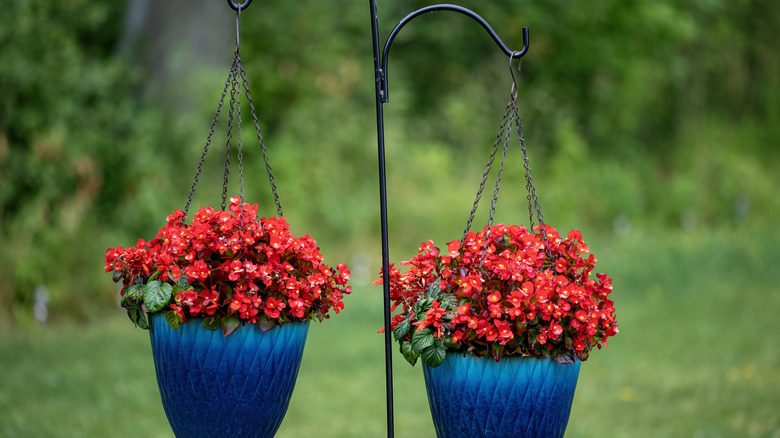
[423,353,581,438]
[149,314,309,438]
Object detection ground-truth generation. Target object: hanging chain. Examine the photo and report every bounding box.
[460,101,512,245]
[222,65,239,211]
[236,68,244,205]
[478,113,511,265]
[460,55,551,261]
[238,60,283,217]
[514,104,543,230]
[233,4,244,206]
[183,5,283,220]
[508,58,551,257]
[183,71,233,219]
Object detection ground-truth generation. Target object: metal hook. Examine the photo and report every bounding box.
[378,5,529,103]
[226,0,252,12]
[509,53,521,98]
[235,5,241,52]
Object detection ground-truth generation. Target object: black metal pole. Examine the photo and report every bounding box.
[369,3,529,437]
[369,2,395,438]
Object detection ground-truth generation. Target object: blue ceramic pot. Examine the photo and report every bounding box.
[423,353,581,438]
[149,313,309,438]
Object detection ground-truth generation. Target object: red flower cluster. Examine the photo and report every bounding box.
[105,197,352,331]
[377,223,617,365]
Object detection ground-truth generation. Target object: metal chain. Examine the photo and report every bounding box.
[238,59,284,217]
[460,55,551,263]
[185,5,281,221]
[183,70,233,219]
[232,7,244,209]
[479,114,511,265]
[509,84,551,257]
[513,105,541,229]
[222,64,239,211]
[460,100,512,246]
[236,63,244,205]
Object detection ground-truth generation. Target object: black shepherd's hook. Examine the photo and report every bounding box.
[226,0,252,11]
[368,2,530,438]
[378,4,529,102]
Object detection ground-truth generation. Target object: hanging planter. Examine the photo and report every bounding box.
[375,61,618,437]
[105,198,350,437]
[149,314,309,438]
[423,354,580,437]
[104,3,351,437]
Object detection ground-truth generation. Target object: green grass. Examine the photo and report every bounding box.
[1,227,779,437]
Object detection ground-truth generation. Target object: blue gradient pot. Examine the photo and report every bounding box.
[149,313,309,438]
[423,353,580,438]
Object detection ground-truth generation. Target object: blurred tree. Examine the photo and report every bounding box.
[0,1,177,325]
[0,0,777,327]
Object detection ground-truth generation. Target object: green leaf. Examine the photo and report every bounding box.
[221,316,241,336]
[202,318,220,330]
[136,312,150,330]
[120,284,141,308]
[413,297,433,316]
[417,300,436,320]
[421,341,447,367]
[176,275,190,290]
[126,306,141,327]
[426,278,441,299]
[443,337,459,349]
[257,316,275,333]
[491,343,505,362]
[400,342,418,366]
[172,275,190,295]
[392,318,411,341]
[411,328,435,354]
[143,281,173,313]
[164,310,180,330]
[127,306,149,330]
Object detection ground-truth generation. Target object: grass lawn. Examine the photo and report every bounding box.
[1,227,778,437]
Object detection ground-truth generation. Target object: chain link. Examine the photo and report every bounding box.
[183,7,283,220]
[461,101,512,245]
[238,60,283,217]
[510,86,551,257]
[479,115,511,265]
[183,70,233,219]
[236,64,244,204]
[222,65,239,211]
[461,59,550,260]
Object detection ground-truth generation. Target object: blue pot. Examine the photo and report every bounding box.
[423,353,581,438]
[149,313,309,438]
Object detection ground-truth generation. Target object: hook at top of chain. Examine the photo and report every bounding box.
[509,54,521,98]
[234,3,242,53]
[227,0,252,11]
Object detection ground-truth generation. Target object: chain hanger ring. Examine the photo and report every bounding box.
[227,0,252,11]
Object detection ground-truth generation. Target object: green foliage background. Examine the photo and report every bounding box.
[3,0,777,326]
[1,0,779,436]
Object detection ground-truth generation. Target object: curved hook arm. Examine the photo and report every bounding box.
[380,4,529,103]
[227,0,252,11]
